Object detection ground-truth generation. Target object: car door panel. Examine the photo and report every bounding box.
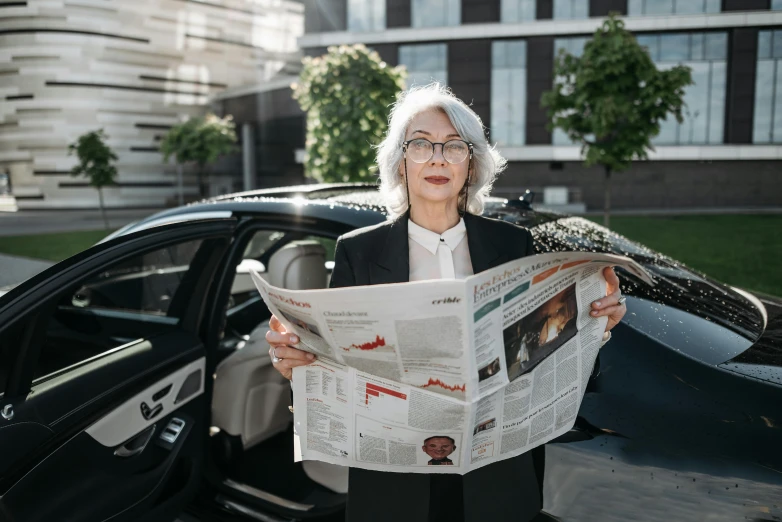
[22,331,203,429]
[0,421,53,477]
[86,356,204,446]
[0,219,235,522]
[0,331,208,522]
[2,406,203,522]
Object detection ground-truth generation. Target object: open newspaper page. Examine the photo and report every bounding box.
[250,252,652,475]
[465,252,652,471]
[249,275,473,398]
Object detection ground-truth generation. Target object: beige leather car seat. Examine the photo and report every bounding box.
[212,240,328,450]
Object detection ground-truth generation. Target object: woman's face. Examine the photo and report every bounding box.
[401,110,471,210]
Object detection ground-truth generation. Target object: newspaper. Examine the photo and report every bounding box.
[250,251,653,475]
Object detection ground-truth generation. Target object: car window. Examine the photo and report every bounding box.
[32,238,207,381]
[243,230,287,260]
[223,230,337,344]
[70,240,203,316]
[241,231,337,265]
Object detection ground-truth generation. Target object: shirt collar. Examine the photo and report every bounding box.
[408,218,467,255]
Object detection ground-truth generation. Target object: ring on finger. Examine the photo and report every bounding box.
[271,347,284,363]
[618,296,627,306]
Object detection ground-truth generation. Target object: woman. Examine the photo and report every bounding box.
[266,84,627,522]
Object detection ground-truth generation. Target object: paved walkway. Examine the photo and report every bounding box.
[0,253,54,288]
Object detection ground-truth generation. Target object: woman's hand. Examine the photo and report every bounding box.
[266,315,316,380]
[590,267,627,333]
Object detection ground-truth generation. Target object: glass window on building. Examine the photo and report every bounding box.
[348,0,386,31]
[628,0,720,16]
[552,38,589,145]
[553,0,588,19]
[399,44,448,88]
[753,30,782,143]
[412,0,459,28]
[552,33,726,145]
[637,32,727,145]
[772,0,782,10]
[491,41,527,146]
[501,0,536,23]
[554,37,589,58]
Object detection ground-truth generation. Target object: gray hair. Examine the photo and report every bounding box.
[376,83,507,218]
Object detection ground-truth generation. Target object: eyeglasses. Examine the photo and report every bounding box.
[402,138,473,164]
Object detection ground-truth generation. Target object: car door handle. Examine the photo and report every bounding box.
[114,424,156,458]
[140,401,163,420]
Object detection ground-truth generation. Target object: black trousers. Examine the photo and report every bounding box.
[345,450,543,522]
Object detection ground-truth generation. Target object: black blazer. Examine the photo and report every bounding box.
[330,211,535,288]
[329,211,543,522]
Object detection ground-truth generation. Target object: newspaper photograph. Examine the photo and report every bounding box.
[250,251,653,475]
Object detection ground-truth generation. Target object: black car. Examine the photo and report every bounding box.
[0,183,779,522]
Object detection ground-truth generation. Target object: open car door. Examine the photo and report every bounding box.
[0,216,236,522]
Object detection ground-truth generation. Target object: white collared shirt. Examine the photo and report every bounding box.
[408,218,474,282]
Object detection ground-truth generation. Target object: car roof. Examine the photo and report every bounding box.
[110,183,513,239]
[211,182,380,201]
[210,182,510,209]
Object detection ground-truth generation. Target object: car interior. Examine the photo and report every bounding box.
[210,227,348,516]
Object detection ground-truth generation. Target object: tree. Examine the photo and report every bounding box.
[69,129,118,230]
[160,113,237,200]
[541,14,693,227]
[292,44,407,182]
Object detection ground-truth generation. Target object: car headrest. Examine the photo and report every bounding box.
[267,240,327,290]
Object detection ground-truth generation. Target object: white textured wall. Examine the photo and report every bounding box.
[0,0,303,209]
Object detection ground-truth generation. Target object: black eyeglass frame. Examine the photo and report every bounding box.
[402,138,474,164]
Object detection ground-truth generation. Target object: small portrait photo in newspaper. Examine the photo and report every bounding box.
[422,435,457,466]
[503,283,579,382]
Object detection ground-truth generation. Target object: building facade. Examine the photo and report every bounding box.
[227,0,782,211]
[0,0,303,209]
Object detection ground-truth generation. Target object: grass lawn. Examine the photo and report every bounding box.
[0,229,113,262]
[0,215,779,297]
[589,214,782,297]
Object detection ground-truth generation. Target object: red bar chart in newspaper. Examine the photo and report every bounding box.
[364,382,407,405]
